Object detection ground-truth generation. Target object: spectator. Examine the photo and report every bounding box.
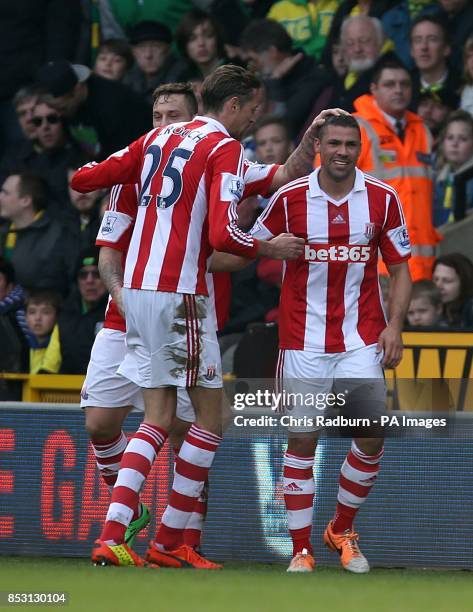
[406,280,443,327]
[24,289,62,374]
[65,159,105,250]
[330,15,385,111]
[353,56,441,281]
[58,248,108,374]
[240,19,329,139]
[380,1,440,69]
[321,0,398,66]
[460,35,473,116]
[416,88,459,146]
[93,39,134,81]
[433,110,473,226]
[238,116,294,231]
[124,20,182,105]
[12,87,42,142]
[0,173,78,295]
[255,116,294,165]
[0,0,82,156]
[432,253,473,328]
[438,0,473,73]
[409,15,461,111]
[267,0,341,61]
[36,59,151,159]
[0,95,85,211]
[0,257,27,371]
[175,10,228,81]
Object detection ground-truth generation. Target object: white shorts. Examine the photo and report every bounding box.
[81,327,197,421]
[80,328,144,410]
[118,289,222,389]
[277,344,386,432]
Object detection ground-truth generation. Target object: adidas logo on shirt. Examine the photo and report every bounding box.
[331,214,346,224]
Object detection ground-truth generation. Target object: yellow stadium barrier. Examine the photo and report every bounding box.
[1,332,472,410]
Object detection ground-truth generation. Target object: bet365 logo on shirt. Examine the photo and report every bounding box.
[304,244,372,263]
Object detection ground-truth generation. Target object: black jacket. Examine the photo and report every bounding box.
[0,212,79,295]
[58,287,107,374]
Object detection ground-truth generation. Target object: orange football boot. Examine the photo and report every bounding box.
[323,521,370,573]
[145,542,222,569]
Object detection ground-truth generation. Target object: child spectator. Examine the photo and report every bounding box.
[460,35,473,116]
[24,289,62,374]
[255,116,294,165]
[433,110,473,226]
[432,253,473,328]
[406,280,443,327]
[94,39,134,82]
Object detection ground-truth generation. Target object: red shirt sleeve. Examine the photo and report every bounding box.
[242,160,278,198]
[71,131,155,192]
[96,183,138,252]
[207,138,259,259]
[379,190,412,265]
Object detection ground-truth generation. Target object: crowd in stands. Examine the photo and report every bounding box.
[0,0,473,376]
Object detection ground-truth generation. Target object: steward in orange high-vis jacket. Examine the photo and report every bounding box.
[353,91,441,281]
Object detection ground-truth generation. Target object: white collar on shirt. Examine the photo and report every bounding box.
[308,166,366,199]
[194,115,230,137]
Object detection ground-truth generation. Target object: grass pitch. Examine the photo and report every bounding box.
[0,557,472,612]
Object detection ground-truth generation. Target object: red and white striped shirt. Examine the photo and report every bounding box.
[73,116,265,295]
[251,168,411,352]
[96,160,278,332]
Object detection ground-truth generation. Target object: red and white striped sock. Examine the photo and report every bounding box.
[155,424,221,551]
[183,480,208,549]
[332,441,384,534]
[100,422,167,544]
[90,431,128,491]
[283,451,315,556]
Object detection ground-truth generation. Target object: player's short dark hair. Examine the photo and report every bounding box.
[24,288,61,311]
[254,115,291,139]
[240,19,293,53]
[317,115,361,140]
[410,14,450,45]
[370,54,410,85]
[0,256,15,286]
[97,38,134,70]
[152,82,198,116]
[16,173,48,212]
[411,280,442,307]
[201,64,261,113]
[175,9,226,60]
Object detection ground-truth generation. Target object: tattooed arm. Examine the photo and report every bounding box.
[269,108,349,193]
[99,247,125,316]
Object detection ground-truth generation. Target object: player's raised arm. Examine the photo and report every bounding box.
[71,131,156,192]
[268,108,349,193]
[207,138,260,258]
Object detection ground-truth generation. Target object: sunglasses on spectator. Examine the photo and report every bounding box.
[78,269,101,280]
[32,114,61,127]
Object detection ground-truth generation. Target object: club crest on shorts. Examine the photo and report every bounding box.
[364,222,376,240]
[204,365,216,381]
